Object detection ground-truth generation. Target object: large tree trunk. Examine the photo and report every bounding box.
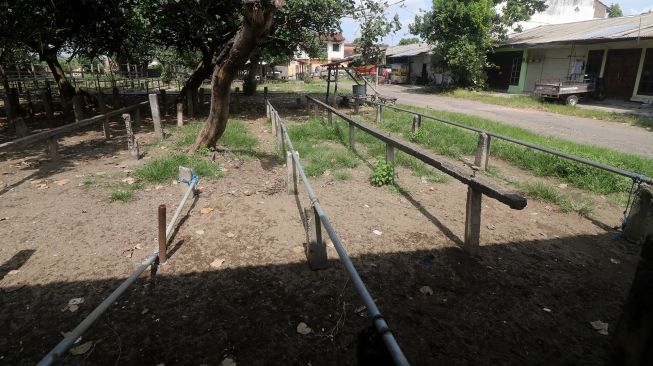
[243,51,261,96]
[41,50,75,99]
[191,0,282,150]
[178,57,215,103]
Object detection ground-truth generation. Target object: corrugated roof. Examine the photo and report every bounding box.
[385,43,432,58]
[505,12,653,46]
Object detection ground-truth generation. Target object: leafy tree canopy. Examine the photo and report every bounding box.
[411,0,546,87]
[608,3,623,17]
[398,37,421,45]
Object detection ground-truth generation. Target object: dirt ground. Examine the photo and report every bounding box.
[0,97,642,365]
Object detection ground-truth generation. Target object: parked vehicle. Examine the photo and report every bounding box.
[533,74,605,106]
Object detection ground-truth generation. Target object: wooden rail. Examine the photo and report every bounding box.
[306,95,527,253]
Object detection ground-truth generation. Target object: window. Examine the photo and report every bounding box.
[638,48,653,96]
[509,56,522,86]
[332,43,340,52]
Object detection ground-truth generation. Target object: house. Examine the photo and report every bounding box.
[384,43,440,84]
[487,13,653,103]
[515,0,609,31]
[290,33,347,78]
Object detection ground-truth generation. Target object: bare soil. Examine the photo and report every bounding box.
[0,99,641,365]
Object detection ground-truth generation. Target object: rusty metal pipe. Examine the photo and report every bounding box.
[158,204,167,263]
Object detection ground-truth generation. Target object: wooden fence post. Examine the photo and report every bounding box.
[272,109,278,136]
[354,97,360,114]
[605,234,653,366]
[149,94,164,139]
[112,86,121,108]
[412,114,421,133]
[14,117,29,138]
[122,113,140,160]
[160,89,168,116]
[304,206,328,270]
[47,137,60,162]
[375,104,382,124]
[348,122,356,151]
[177,102,184,126]
[385,143,395,165]
[327,110,333,127]
[263,86,268,103]
[97,92,110,139]
[72,91,83,122]
[275,113,284,152]
[463,133,491,253]
[287,151,300,195]
[42,85,54,123]
[234,87,240,114]
[25,90,35,118]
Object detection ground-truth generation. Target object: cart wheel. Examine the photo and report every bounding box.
[565,95,579,106]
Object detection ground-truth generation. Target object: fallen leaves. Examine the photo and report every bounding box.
[590,320,609,335]
[62,297,85,313]
[200,207,214,214]
[195,230,205,235]
[121,177,137,185]
[54,179,70,186]
[372,230,383,236]
[69,341,93,355]
[226,232,236,238]
[296,322,312,335]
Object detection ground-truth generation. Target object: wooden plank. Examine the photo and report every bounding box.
[307,97,527,210]
[0,101,148,150]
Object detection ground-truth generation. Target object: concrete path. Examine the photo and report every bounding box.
[375,85,653,159]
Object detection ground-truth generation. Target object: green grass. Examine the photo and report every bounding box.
[445,89,653,129]
[258,79,356,94]
[333,171,352,181]
[172,119,258,150]
[133,153,222,183]
[287,116,360,177]
[357,105,653,195]
[110,190,135,202]
[518,181,596,216]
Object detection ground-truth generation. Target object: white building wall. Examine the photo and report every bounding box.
[326,41,344,61]
[515,0,604,31]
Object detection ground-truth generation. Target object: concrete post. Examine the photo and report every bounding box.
[272,110,278,136]
[47,137,60,162]
[305,206,328,270]
[385,144,395,165]
[474,132,491,170]
[327,110,333,127]
[348,122,356,151]
[412,115,422,133]
[122,113,140,160]
[287,151,299,195]
[354,98,359,114]
[177,102,184,127]
[375,105,382,124]
[623,185,653,244]
[149,94,164,139]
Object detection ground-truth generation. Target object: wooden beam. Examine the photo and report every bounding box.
[306,97,527,210]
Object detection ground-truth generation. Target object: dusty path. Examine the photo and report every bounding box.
[376,85,653,159]
[0,101,642,365]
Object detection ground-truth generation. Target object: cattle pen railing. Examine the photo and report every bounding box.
[353,97,653,187]
[304,95,527,252]
[266,99,411,366]
[36,171,199,366]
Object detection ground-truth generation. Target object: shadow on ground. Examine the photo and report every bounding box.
[0,232,639,365]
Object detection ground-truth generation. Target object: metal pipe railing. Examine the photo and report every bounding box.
[36,176,199,366]
[269,103,410,366]
[356,97,653,186]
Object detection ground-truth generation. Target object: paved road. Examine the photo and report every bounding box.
[376,85,653,159]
